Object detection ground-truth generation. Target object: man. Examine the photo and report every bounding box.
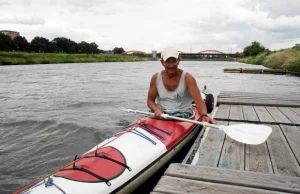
[147,47,216,123]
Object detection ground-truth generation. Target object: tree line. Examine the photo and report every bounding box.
[0,33,125,54]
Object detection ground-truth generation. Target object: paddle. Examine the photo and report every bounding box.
[120,108,272,145]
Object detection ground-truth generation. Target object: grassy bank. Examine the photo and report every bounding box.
[238,47,300,73]
[0,52,149,65]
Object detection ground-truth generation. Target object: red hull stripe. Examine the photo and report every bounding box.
[54,146,126,182]
[142,108,200,149]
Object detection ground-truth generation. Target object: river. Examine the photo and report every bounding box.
[0,61,299,193]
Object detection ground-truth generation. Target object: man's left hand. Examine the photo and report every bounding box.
[202,116,217,124]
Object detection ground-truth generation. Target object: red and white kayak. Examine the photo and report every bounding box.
[16,108,200,194]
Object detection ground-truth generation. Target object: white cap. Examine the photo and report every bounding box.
[161,47,179,61]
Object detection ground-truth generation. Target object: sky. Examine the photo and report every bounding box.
[1,0,300,53]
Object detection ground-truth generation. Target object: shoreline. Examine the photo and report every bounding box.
[238,47,300,73]
[0,52,149,65]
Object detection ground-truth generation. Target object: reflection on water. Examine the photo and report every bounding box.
[0,61,299,193]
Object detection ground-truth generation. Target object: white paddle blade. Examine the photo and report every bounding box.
[220,124,272,145]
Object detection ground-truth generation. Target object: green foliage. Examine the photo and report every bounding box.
[253,53,267,65]
[0,33,14,51]
[113,47,125,54]
[263,52,286,69]
[0,34,107,54]
[52,37,77,53]
[77,41,101,54]
[13,36,30,51]
[0,52,149,65]
[30,36,52,53]
[239,56,254,64]
[243,41,266,57]
[239,47,300,73]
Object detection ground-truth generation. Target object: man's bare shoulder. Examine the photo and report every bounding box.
[185,72,196,84]
[151,73,158,80]
[150,73,158,85]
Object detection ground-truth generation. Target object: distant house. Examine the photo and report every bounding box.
[0,30,20,39]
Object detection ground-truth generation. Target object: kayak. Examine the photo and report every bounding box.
[16,107,200,194]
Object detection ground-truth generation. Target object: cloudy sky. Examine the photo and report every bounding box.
[1,0,300,53]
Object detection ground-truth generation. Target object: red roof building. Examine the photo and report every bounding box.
[0,30,20,39]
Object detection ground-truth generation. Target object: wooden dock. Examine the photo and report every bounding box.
[223,68,300,76]
[151,91,300,194]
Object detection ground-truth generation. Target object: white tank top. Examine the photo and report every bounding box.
[156,71,193,114]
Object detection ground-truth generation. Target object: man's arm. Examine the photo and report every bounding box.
[147,74,163,117]
[185,73,216,123]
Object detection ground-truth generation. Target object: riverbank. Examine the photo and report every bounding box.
[0,52,149,65]
[238,47,300,73]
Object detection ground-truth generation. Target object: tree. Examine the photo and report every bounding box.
[51,37,78,53]
[0,33,14,51]
[113,47,125,54]
[13,36,30,51]
[77,41,89,53]
[243,41,266,57]
[89,42,99,54]
[30,36,52,53]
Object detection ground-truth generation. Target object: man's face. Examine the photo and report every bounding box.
[161,57,179,75]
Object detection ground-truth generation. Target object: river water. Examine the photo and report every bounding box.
[0,61,299,193]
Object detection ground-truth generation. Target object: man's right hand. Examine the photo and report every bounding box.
[154,109,163,118]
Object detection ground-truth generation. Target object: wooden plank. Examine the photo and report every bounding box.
[153,176,290,194]
[292,107,300,115]
[214,104,230,120]
[254,106,276,123]
[278,107,300,125]
[242,105,260,122]
[218,91,298,98]
[266,124,300,177]
[218,122,245,170]
[194,121,227,167]
[245,142,273,174]
[218,96,300,102]
[219,97,300,102]
[229,105,244,121]
[217,98,300,107]
[265,107,292,124]
[280,125,300,165]
[165,164,300,193]
[218,91,300,100]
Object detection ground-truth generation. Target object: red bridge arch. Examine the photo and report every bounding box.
[197,50,225,54]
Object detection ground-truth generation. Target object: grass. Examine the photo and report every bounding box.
[238,47,300,73]
[0,52,149,65]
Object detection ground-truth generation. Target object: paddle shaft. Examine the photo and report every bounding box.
[126,109,217,129]
[122,108,272,145]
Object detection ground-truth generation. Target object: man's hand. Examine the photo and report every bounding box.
[154,109,163,118]
[201,115,217,124]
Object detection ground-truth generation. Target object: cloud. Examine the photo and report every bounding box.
[1,0,300,52]
[22,0,32,6]
[242,0,300,18]
[0,16,45,25]
[0,1,9,6]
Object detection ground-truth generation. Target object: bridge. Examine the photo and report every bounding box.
[173,50,240,61]
[121,50,241,60]
[179,50,239,57]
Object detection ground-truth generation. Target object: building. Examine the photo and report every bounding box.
[0,30,20,39]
